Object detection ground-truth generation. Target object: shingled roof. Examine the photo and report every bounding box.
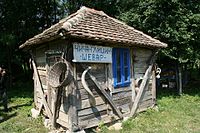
[20,6,167,49]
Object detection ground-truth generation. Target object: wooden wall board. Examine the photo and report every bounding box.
[78,114,117,129]
[37,69,46,76]
[112,90,132,101]
[57,119,69,129]
[77,96,105,110]
[78,110,108,122]
[134,48,152,58]
[113,96,132,107]
[138,99,153,109]
[78,104,108,117]
[58,111,69,123]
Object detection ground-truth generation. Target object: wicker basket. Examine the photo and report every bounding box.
[47,61,73,88]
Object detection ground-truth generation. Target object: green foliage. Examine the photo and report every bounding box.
[0,0,64,79]
[118,0,200,67]
[97,121,109,133]
[61,0,120,16]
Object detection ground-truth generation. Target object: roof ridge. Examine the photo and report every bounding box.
[80,6,107,16]
[60,6,108,32]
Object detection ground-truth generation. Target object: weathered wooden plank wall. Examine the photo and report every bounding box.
[33,40,69,112]
[133,48,154,112]
[32,40,156,129]
[75,63,119,129]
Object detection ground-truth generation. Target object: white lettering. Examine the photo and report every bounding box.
[73,43,112,63]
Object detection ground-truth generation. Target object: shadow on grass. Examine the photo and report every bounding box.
[4,102,32,112]
[0,81,34,123]
[0,112,17,123]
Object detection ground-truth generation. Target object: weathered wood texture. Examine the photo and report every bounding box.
[88,73,123,119]
[112,90,132,116]
[130,50,157,116]
[75,63,120,129]
[32,40,157,129]
[133,48,155,106]
[32,58,52,119]
[152,66,156,105]
[133,48,152,79]
[33,40,71,124]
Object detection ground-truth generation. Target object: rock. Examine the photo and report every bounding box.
[44,118,51,128]
[108,122,122,130]
[123,116,129,121]
[31,108,40,118]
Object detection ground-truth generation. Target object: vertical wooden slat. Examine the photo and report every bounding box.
[46,60,52,114]
[130,48,136,103]
[68,64,78,132]
[107,64,113,92]
[152,65,156,106]
[51,86,63,128]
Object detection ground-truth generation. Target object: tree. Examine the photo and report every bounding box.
[0,0,62,82]
[118,0,200,68]
[60,0,120,16]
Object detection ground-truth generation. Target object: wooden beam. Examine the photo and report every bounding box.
[68,63,78,132]
[130,48,136,103]
[88,73,123,119]
[130,51,158,117]
[31,59,52,119]
[51,87,62,128]
[152,65,156,106]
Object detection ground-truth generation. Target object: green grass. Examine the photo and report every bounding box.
[0,82,48,133]
[120,94,200,133]
[100,81,200,133]
[1,81,200,133]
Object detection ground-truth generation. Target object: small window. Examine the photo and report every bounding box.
[112,48,131,88]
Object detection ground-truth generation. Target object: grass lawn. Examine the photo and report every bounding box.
[0,82,48,133]
[0,81,200,133]
[119,95,200,133]
[102,81,200,133]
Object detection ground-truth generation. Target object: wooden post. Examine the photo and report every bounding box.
[178,65,182,95]
[46,56,52,114]
[51,87,62,128]
[152,65,156,106]
[130,49,136,103]
[68,64,78,132]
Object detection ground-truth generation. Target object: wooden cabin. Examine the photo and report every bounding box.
[20,7,167,132]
